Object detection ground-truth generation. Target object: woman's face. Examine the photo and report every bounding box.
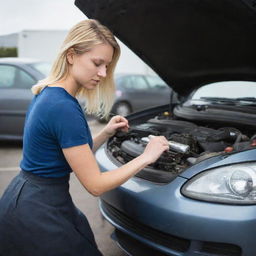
[68,43,114,90]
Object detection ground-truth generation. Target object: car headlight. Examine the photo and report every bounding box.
[181,162,256,204]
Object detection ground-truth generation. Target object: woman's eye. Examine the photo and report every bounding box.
[94,62,101,67]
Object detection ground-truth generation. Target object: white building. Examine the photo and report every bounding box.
[0,33,18,47]
[0,30,154,75]
[17,30,67,63]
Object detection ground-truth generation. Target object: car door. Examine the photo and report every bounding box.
[144,75,172,106]
[0,64,35,140]
[123,75,154,112]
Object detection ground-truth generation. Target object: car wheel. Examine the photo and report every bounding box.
[113,102,132,117]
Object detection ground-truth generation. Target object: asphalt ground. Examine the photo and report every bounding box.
[0,120,126,256]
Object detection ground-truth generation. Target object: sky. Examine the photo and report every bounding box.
[0,0,149,74]
[0,0,86,35]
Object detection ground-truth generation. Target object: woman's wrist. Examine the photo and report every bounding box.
[101,128,113,140]
[137,153,152,167]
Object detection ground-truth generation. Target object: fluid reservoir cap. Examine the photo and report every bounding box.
[250,140,256,147]
[224,146,234,153]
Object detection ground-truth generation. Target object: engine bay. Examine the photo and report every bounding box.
[106,112,256,183]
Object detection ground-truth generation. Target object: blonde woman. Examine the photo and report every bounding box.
[0,20,169,256]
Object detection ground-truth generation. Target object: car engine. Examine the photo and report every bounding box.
[106,113,256,183]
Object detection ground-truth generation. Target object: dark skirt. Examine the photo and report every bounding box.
[0,171,103,256]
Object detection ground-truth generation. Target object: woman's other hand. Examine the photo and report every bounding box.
[103,115,129,137]
[141,136,169,164]
[92,115,129,153]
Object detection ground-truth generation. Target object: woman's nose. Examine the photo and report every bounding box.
[98,66,107,77]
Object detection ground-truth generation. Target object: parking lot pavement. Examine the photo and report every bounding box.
[0,119,126,256]
[0,119,106,170]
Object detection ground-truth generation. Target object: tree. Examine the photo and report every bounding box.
[0,47,18,57]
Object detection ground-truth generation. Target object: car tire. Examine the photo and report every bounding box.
[113,102,132,117]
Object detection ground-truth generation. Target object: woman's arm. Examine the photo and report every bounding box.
[63,136,169,196]
[92,130,109,153]
[92,115,129,153]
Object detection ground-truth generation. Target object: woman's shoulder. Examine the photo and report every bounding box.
[32,87,84,121]
[39,87,78,107]
[49,100,81,119]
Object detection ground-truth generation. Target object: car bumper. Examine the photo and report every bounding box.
[96,147,256,256]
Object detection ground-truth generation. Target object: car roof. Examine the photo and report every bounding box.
[0,57,42,65]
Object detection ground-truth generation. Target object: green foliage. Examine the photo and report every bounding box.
[0,47,18,57]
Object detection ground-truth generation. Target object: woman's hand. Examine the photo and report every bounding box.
[141,136,169,164]
[102,115,130,138]
[92,115,129,153]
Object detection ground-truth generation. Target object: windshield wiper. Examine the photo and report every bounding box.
[235,97,256,102]
[199,97,256,106]
[199,97,238,105]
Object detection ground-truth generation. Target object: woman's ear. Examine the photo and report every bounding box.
[66,48,75,65]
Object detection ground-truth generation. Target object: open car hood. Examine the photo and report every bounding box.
[75,0,256,96]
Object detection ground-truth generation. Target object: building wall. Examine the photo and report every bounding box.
[18,30,67,63]
[0,33,18,47]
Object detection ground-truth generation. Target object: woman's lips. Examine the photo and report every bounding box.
[91,79,100,84]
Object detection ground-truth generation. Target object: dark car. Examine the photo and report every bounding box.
[76,1,256,255]
[98,74,172,122]
[112,74,171,116]
[0,58,51,140]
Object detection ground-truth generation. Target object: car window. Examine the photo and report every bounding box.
[129,76,149,90]
[145,75,167,89]
[0,64,36,89]
[29,62,51,76]
[0,65,16,88]
[116,76,129,89]
[192,81,256,99]
[16,68,37,89]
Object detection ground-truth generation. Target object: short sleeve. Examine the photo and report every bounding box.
[48,100,92,148]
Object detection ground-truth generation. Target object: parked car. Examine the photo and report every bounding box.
[113,74,171,116]
[0,58,51,140]
[76,0,256,255]
[97,73,172,122]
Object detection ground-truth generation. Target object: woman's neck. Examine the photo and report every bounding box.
[50,76,79,97]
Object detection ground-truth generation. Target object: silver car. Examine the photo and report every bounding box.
[0,58,51,140]
[97,73,172,122]
[75,0,256,255]
[113,74,172,116]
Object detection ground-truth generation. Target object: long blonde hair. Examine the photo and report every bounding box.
[32,19,120,118]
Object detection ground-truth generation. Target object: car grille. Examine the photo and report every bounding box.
[115,229,171,256]
[101,200,190,252]
[201,242,241,256]
[101,200,242,256]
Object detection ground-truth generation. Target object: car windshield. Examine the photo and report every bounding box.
[191,81,256,105]
[29,62,51,76]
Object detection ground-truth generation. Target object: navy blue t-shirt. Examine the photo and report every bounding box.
[20,87,93,178]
